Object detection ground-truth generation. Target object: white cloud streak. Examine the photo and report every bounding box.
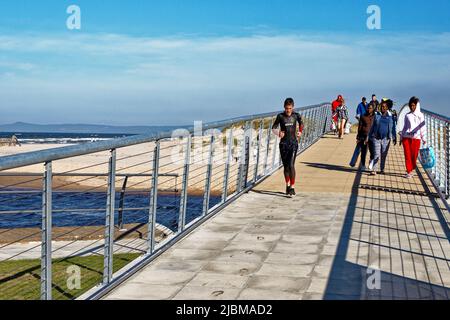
[0,32,449,124]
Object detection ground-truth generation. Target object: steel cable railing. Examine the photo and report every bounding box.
[0,103,331,300]
[398,104,450,206]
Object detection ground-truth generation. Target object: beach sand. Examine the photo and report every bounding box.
[0,133,261,196]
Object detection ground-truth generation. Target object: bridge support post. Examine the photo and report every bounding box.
[41,161,53,300]
[178,136,191,232]
[222,128,233,202]
[148,141,160,254]
[103,149,116,285]
[202,135,215,216]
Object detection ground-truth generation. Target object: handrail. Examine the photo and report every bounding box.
[0,101,332,300]
[399,103,450,202]
[0,103,330,171]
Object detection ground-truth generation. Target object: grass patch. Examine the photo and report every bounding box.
[0,253,141,300]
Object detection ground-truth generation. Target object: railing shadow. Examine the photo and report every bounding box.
[323,158,450,299]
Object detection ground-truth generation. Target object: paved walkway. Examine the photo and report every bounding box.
[105,133,450,300]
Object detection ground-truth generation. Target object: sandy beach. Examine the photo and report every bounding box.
[0,128,270,197]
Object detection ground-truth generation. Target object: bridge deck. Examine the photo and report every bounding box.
[105,133,450,300]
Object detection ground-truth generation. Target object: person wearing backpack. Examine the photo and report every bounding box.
[368,100,397,175]
[400,96,426,179]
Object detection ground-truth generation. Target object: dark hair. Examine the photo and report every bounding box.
[368,101,376,109]
[409,96,420,108]
[284,98,294,107]
[372,94,376,98]
[362,97,367,102]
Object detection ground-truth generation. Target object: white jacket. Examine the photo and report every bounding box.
[401,110,426,141]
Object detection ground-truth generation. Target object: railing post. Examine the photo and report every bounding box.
[271,131,279,171]
[202,135,215,216]
[439,121,445,191]
[148,141,160,254]
[41,161,52,300]
[264,119,273,175]
[103,149,116,285]
[244,122,252,187]
[222,128,233,202]
[312,108,318,139]
[432,117,437,179]
[178,135,191,232]
[446,123,450,198]
[304,110,310,147]
[253,120,264,181]
[237,122,250,192]
[117,175,129,230]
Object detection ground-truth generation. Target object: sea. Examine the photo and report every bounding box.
[0,132,135,144]
[0,131,221,232]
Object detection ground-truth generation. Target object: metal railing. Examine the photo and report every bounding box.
[422,107,450,202]
[398,103,450,206]
[0,102,331,300]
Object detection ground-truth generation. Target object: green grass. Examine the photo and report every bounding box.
[0,253,141,300]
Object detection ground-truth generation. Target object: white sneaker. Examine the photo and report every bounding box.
[368,161,374,171]
[405,173,413,179]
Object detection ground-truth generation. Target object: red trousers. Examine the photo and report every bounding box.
[402,138,421,174]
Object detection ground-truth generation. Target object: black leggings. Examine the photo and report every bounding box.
[279,141,298,184]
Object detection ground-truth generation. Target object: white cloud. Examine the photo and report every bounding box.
[0,32,449,124]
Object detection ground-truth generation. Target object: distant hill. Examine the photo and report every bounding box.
[0,122,185,135]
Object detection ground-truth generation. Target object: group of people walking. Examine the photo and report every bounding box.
[270,95,427,198]
[351,95,426,178]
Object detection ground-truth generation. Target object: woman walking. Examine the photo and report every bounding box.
[400,96,426,178]
[337,99,349,139]
[368,100,397,175]
[355,102,376,170]
[331,95,343,136]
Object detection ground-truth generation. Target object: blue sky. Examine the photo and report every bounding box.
[1,0,450,125]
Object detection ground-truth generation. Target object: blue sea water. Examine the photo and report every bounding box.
[0,131,221,232]
[0,132,134,144]
[0,190,221,232]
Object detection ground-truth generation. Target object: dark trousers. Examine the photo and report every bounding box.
[358,140,369,167]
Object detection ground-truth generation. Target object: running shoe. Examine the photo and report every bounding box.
[286,186,292,196]
[289,188,296,196]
